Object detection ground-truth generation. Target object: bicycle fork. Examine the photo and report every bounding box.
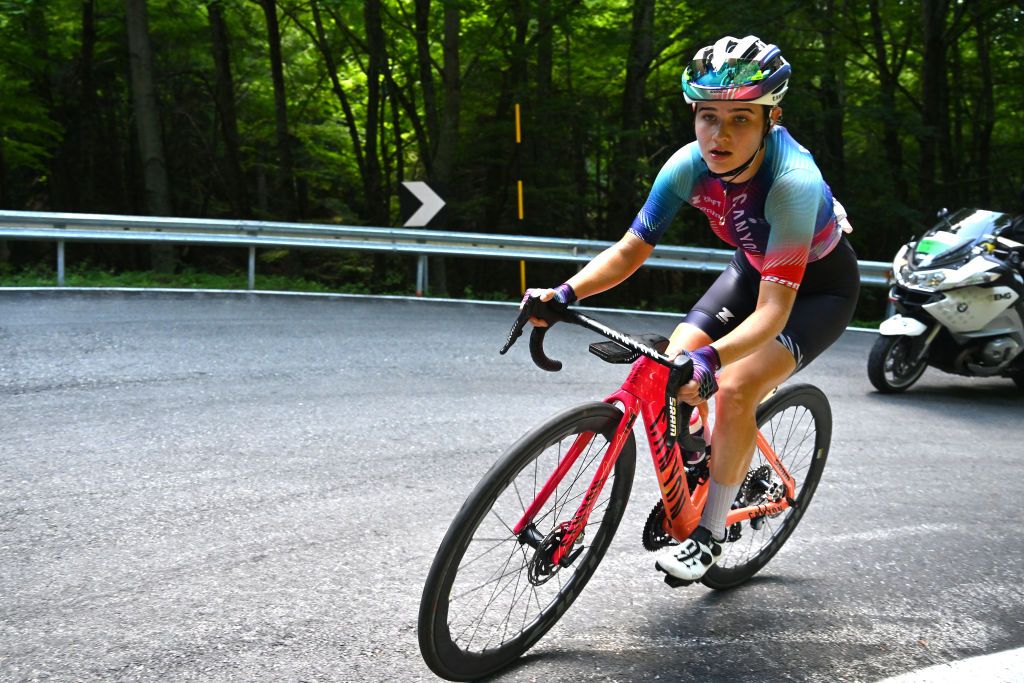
[511,405,638,567]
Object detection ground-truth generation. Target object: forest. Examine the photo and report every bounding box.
[1,0,1022,313]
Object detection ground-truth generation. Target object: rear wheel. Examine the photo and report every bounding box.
[701,384,830,590]
[418,402,635,681]
[868,334,928,393]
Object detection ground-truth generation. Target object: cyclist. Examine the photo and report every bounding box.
[524,35,860,582]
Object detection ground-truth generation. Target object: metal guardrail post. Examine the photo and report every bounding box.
[416,254,428,296]
[248,247,256,290]
[57,240,65,286]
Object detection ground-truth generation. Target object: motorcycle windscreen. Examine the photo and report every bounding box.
[913,209,1012,268]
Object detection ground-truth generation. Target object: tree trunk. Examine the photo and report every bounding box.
[257,0,297,219]
[363,0,387,226]
[531,0,554,231]
[310,1,366,182]
[949,31,963,209]
[432,3,461,191]
[608,0,654,231]
[414,0,439,170]
[76,0,97,211]
[208,1,250,217]
[125,0,174,272]
[971,1,994,206]
[919,0,948,213]
[427,2,461,296]
[818,0,845,196]
[869,0,908,207]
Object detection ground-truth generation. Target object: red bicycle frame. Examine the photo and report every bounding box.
[512,355,797,565]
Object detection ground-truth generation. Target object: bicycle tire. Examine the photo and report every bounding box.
[701,383,831,590]
[418,402,635,681]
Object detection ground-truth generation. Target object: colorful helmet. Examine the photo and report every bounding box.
[681,35,790,106]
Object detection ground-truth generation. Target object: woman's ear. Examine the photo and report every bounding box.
[770,106,783,127]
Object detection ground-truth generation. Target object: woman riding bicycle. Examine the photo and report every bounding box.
[525,35,860,582]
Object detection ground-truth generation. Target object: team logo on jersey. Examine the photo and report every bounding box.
[716,307,734,324]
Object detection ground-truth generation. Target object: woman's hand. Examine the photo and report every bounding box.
[520,283,576,328]
[677,345,721,407]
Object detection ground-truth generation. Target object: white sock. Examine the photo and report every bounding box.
[700,479,741,542]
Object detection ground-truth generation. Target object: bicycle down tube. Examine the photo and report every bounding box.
[511,306,799,555]
[512,367,798,553]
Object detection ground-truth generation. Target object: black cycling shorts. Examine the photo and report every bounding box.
[684,237,860,372]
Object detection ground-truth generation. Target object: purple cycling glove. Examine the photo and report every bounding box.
[552,283,577,305]
[689,345,721,401]
[520,282,576,306]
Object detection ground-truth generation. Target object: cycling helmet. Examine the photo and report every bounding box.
[681,35,790,106]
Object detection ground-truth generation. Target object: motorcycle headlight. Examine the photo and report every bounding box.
[925,271,946,287]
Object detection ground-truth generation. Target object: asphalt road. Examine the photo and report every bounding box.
[1,291,1022,683]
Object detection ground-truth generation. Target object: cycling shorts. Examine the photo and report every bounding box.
[683,237,860,372]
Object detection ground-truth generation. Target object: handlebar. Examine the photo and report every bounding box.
[500,295,705,453]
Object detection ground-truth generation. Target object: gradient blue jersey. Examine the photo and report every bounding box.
[628,126,843,289]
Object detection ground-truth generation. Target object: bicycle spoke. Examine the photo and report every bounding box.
[459,535,520,572]
[716,396,824,575]
[429,405,634,664]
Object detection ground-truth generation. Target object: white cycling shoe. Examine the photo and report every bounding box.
[654,526,723,585]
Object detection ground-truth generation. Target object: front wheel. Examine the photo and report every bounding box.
[701,384,831,590]
[868,334,928,393]
[418,402,635,681]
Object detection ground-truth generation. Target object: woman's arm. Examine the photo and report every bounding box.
[527,233,653,327]
[566,233,654,299]
[710,280,796,365]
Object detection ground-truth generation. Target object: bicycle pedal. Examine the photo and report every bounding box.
[663,574,694,588]
[654,562,694,588]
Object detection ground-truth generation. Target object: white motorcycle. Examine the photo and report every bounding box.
[868,207,1024,392]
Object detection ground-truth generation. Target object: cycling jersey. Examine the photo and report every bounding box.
[628,125,843,290]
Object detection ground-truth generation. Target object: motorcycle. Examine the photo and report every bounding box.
[868,207,1024,393]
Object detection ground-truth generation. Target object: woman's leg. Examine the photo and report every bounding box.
[709,339,797,486]
[666,322,713,358]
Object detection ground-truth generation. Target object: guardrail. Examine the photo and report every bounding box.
[0,210,891,293]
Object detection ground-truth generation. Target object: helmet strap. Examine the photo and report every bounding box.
[706,137,765,181]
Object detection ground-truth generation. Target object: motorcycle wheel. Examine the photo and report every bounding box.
[867,334,928,393]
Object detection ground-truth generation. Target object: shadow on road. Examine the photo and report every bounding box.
[864,382,1021,408]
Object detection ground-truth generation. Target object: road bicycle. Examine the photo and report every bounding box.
[418,300,831,681]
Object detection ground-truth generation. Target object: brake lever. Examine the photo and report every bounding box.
[499,306,532,355]
[663,354,706,454]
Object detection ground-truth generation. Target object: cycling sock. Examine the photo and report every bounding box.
[700,479,742,542]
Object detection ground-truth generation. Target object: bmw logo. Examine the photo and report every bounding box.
[957,303,969,312]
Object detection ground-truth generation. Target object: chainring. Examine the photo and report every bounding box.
[641,500,677,551]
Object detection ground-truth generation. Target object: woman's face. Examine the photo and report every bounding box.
[694,102,771,175]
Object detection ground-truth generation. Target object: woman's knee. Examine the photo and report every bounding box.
[716,371,771,417]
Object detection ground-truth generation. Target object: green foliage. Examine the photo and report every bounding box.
[0,0,1020,314]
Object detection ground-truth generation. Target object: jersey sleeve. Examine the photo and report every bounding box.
[761,169,821,290]
[627,145,698,246]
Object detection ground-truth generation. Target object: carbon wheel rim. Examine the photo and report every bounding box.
[441,421,620,656]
